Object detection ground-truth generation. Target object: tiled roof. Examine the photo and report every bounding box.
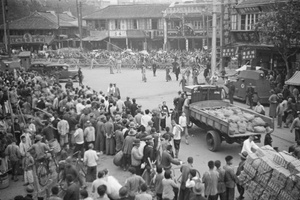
[83,4,169,20]
[2,12,59,30]
[236,0,288,8]
[0,11,78,30]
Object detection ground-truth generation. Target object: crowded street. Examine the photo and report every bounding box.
[0,67,297,200]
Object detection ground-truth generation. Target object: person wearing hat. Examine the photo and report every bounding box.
[84,120,95,150]
[185,169,205,200]
[290,111,300,142]
[131,138,143,175]
[29,134,50,160]
[122,129,136,171]
[236,151,248,200]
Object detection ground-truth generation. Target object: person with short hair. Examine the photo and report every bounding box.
[162,170,179,200]
[202,160,219,200]
[124,166,145,200]
[134,183,152,200]
[92,171,109,197]
[63,174,80,200]
[214,160,226,200]
[83,143,98,182]
[49,186,62,200]
[178,157,193,200]
[119,186,130,200]
[171,120,182,158]
[153,166,164,200]
[223,156,239,200]
[241,135,259,154]
[97,184,110,200]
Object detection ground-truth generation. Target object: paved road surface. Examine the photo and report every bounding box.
[1,67,295,200]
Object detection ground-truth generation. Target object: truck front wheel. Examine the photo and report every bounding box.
[206,130,221,152]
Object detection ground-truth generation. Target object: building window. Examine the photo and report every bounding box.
[241,14,259,30]
[152,19,158,30]
[115,20,121,30]
[231,14,237,30]
[133,19,138,29]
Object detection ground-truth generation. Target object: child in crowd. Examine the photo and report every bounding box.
[153,166,164,200]
[23,151,34,186]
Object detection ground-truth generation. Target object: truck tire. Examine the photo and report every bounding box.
[206,130,221,152]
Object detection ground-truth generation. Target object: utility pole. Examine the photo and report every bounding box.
[211,0,217,76]
[163,10,167,51]
[2,0,10,57]
[57,3,60,49]
[220,0,225,71]
[76,0,83,49]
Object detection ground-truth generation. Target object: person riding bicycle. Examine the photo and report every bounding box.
[28,135,50,161]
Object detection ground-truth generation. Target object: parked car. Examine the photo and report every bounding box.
[28,62,79,82]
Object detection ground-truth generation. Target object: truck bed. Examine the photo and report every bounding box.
[189,100,274,137]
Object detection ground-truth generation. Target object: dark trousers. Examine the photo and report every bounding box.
[132,165,141,176]
[229,94,234,104]
[86,165,97,182]
[178,186,190,200]
[10,160,19,179]
[207,195,217,200]
[74,143,84,158]
[237,184,245,198]
[156,193,162,200]
[226,187,235,200]
[217,192,227,200]
[295,129,300,141]
[122,154,131,169]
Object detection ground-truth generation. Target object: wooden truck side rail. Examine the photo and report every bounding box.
[189,100,274,138]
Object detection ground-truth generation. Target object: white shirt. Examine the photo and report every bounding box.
[83,149,98,167]
[172,125,182,140]
[76,103,85,115]
[179,116,187,128]
[141,114,152,127]
[241,139,259,154]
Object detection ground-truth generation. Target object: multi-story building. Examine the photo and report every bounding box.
[83,4,169,50]
[0,11,80,51]
[163,1,222,50]
[228,0,298,71]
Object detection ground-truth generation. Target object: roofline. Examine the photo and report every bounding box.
[235,0,288,8]
[83,3,169,20]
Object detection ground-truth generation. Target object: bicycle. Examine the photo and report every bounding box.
[35,149,59,186]
[72,151,87,178]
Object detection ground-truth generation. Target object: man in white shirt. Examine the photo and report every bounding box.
[83,143,98,183]
[76,99,85,115]
[179,112,189,145]
[92,171,109,199]
[241,135,259,154]
[172,120,183,158]
[116,96,125,113]
[57,119,69,146]
[141,109,152,127]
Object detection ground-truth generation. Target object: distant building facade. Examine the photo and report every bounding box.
[0,11,81,51]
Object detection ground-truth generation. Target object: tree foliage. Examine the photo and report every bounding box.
[256,0,300,77]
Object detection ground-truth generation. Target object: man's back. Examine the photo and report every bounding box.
[125,175,145,196]
[223,164,237,188]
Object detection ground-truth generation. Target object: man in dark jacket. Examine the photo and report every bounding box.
[63,174,80,200]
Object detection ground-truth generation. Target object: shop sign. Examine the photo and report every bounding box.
[242,49,256,60]
[222,47,235,57]
[109,30,127,38]
[10,34,50,44]
[233,31,259,43]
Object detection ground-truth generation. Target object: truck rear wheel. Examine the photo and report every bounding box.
[206,130,221,152]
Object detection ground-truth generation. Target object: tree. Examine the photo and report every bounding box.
[256,0,300,78]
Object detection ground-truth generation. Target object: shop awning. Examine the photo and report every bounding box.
[285,71,300,86]
[127,30,147,38]
[82,35,108,42]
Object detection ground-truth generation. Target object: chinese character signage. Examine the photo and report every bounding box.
[10,34,54,44]
[109,30,127,38]
[222,47,235,57]
[233,31,259,43]
[242,49,256,60]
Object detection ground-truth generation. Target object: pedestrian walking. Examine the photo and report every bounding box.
[171,120,183,158]
[83,143,98,182]
[142,65,147,82]
[179,75,187,91]
[269,90,278,118]
[179,112,189,145]
[290,111,300,141]
[236,152,248,200]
